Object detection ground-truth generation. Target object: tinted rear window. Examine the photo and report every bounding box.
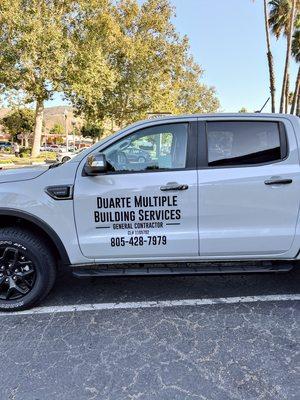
[207,121,283,167]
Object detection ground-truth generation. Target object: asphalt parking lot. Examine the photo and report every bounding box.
[0,268,299,400]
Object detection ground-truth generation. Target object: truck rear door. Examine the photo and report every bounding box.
[198,118,300,258]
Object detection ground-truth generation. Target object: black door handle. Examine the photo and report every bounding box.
[160,184,189,191]
[264,179,293,185]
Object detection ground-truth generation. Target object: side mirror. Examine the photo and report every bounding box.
[84,153,107,176]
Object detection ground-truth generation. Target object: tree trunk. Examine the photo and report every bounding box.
[31,99,44,158]
[279,0,296,113]
[24,134,29,149]
[285,73,290,113]
[291,66,300,114]
[296,90,300,116]
[264,0,276,112]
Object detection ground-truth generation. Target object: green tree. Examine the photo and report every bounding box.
[66,0,219,127]
[63,0,116,121]
[264,0,277,112]
[269,0,300,112]
[253,0,276,112]
[291,29,300,114]
[49,123,64,135]
[0,0,75,157]
[81,123,104,143]
[238,107,248,113]
[0,0,114,157]
[1,108,35,147]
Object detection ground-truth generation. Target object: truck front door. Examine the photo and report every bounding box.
[74,122,199,261]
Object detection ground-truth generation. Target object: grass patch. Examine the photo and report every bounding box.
[20,151,56,160]
[0,151,56,165]
[14,158,46,165]
[0,159,14,165]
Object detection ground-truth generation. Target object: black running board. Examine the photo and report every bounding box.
[72,262,294,278]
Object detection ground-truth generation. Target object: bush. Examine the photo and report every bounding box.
[18,150,56,160]
[19,148,32,157]
[39,152,56,160]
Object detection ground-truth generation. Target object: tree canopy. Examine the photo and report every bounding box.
[0,0,74,102]
[0,0,219,157]
[1,109,35,137]
[269,0,300,38]
[49,123,65,135]
[81,123,104,143]
[268,0,300,112]
[65,0,219,127]
[0,0,76,155]
[1,108,35,144]
[292,28,300,61]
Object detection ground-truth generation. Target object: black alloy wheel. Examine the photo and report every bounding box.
[0,246,36,301]
[0,228,57,311]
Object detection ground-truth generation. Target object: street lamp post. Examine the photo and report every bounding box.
[71,120,76,150]
[64,109,68,152]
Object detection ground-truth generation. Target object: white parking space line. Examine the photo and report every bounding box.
[0,294,299,317]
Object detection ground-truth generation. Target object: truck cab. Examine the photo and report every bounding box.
[0,113,299,311]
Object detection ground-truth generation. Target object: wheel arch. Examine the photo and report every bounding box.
[0,208,70,265]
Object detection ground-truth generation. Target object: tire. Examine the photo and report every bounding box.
[62,156,71,163]
[0,228,57,312]
[138,156,146,163]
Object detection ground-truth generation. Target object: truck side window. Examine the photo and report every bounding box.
[103,123,188,172]
[207,121,283,167]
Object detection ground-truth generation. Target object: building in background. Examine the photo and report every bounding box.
[0,106,84,145]
[0,105,121,148]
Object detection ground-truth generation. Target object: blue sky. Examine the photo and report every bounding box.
[47,0,298,113]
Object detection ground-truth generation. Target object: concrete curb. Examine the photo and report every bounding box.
[0,161,47,169]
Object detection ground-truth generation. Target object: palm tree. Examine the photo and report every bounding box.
[253,0,276,112]
[264,0,277,112]
[291,29,300,114]
[269,0,298,113]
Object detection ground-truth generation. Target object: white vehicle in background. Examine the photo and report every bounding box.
[41,144,62,152]
[49,145,61,152]
[56,148,83,163]
[40,145,51,152]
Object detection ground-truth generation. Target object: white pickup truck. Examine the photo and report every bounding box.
[0,113,299,311]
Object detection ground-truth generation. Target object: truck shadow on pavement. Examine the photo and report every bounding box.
[42,267,300,307]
